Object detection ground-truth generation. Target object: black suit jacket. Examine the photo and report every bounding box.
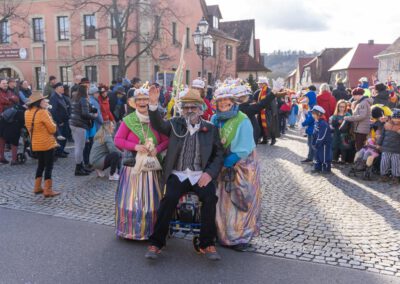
[149,108,224,187]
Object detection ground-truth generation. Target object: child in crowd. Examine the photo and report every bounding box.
[288,99,299,128]
[301,99,315,163]
[311,105,332,174]
[377,109,400,184]
[278,96,291,134]
[330,100,352,163]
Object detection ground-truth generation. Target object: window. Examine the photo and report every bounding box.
[154,16,160,40]
[211,41,217,58]
[0,20,10,44]
[111,12,122,39]
[85,65,97,83]
[185,70,190,85]
[57,16,70,41]
[226,45,233,60]
[35,67,42,90]
[84,14,96,40]
[112,65,119,81]
[172,22,177,45]
[213,16,219,29]
[32,18,44,42]
[198,71,201,77]
[186,27,190,48]
[60,66,72,85]
[154,65,160,81]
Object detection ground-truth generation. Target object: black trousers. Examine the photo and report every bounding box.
[150,174,218,249]
[35,149,55,180]
[83,137,94,165]
[103,152,121,175]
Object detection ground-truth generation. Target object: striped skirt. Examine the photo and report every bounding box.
[115,166,163,240]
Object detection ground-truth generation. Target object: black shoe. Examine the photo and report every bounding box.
[55,152,68,158]
[270,139,276,146]
[301,159,312,163]
[310,169,321,174]
[75,164,89,176]
[63,150,69,155]
[231,243,249,252]
[83,164,94,173]
[259,140,268,145]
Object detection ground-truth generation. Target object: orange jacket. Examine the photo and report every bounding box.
[25,107,58,151]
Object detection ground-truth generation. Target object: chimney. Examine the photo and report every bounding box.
[368,40,374,45]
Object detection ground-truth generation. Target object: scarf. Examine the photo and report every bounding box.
[214,104,239,123]
[123,111,157,144]
[135,110,150,123]
[258,86,268,129]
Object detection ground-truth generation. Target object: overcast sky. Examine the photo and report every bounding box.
[207,0,400,53]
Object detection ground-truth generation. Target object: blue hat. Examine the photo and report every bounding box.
[89,86,99,95]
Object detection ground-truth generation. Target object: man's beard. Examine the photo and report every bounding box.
[183,112,200,125]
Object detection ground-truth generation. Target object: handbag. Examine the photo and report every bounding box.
[132,152,162,173]
[0,107,17,123]
[28,109,41,157]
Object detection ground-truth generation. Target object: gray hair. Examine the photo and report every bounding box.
[319,83,331,93]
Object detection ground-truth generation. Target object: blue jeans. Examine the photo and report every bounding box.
[307,135,315,161]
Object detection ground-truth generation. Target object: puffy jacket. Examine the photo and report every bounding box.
[69,97,96,129]
[317,91,336,121]
[25,107,58,151]
[344,97,373,135]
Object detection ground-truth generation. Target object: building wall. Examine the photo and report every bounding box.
[0,0,237,89]
[348,68,378,88]
[377,55,400,84]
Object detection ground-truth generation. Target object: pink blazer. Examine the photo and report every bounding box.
[114,121,169,153]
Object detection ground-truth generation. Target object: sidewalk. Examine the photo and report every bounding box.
[1,208,399,284]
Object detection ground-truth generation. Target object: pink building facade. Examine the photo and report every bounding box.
[0,0,238,89]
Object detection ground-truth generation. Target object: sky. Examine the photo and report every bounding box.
[206,0,400,53]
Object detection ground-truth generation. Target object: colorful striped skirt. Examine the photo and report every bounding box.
[216,151,262,246]
[115,166,163,240]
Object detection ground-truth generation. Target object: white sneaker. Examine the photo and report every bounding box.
[109,173,120,181]
[95,169,106,178]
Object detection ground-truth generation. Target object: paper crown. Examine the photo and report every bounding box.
[192,78,205,89]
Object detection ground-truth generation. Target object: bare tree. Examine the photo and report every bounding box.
[0,0,32,41]
[61,0,179,79]
[211,42,234,82]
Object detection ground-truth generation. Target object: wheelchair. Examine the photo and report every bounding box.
[169,192,202,252]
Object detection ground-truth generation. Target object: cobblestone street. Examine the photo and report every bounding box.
[1,129,400,277]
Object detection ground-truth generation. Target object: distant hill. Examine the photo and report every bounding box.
[262,50,319,79]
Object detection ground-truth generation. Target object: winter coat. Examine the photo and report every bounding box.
[43,83,53,98]
[69,97,97,130]
[372,90,390,106]
[24,107,57,152]
[288,104,299,126]
[317,91,336,121]
[149,108,224,188]
[378,121,400,154]
[89,95,103,132]
[332,83,351,101]
[98,95,115,122]
[344,96,373,135]
[49,92,70,124]
[302,111,315,136]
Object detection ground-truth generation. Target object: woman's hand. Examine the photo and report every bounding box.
[149,148,157,157]
[135,144,148,153]
[149,85,160,105]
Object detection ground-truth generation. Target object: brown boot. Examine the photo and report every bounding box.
[43,179,60,198]
[33,177,43,194]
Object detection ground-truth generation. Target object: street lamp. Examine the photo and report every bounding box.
[192,17,213,78]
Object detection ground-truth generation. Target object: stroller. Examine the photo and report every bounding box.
[169,192,202,252]
[348,147,381,180]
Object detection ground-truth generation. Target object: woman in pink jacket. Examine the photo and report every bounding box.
[114,86,168,240]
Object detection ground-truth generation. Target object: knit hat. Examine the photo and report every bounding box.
[80,77,90,84]
[311,105,325,114]
[371,106,384,119]
[351,88,365,96]
[374,83,386,92]
[53,82,63,89]
[89,86,99,95]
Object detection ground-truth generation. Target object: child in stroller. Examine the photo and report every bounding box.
[351,138,380,179]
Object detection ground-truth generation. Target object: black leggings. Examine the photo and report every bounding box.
[35,149,55,180]
[103,152,121,175]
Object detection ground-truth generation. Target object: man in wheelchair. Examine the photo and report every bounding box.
[145,86,224,261]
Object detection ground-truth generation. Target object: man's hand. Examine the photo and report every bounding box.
[149,85,160,105]
[198,172,212,188]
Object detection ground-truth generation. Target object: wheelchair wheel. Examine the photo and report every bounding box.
[193,236,201,253]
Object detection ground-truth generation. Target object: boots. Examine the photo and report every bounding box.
[75,163,89,176]
[33,177,43,194]
[43,179,60,198]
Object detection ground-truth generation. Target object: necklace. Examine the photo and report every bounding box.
[140,121,151,143]
[170,121,189,138]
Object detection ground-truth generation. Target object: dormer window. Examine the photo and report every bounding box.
[213,16,219,29]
